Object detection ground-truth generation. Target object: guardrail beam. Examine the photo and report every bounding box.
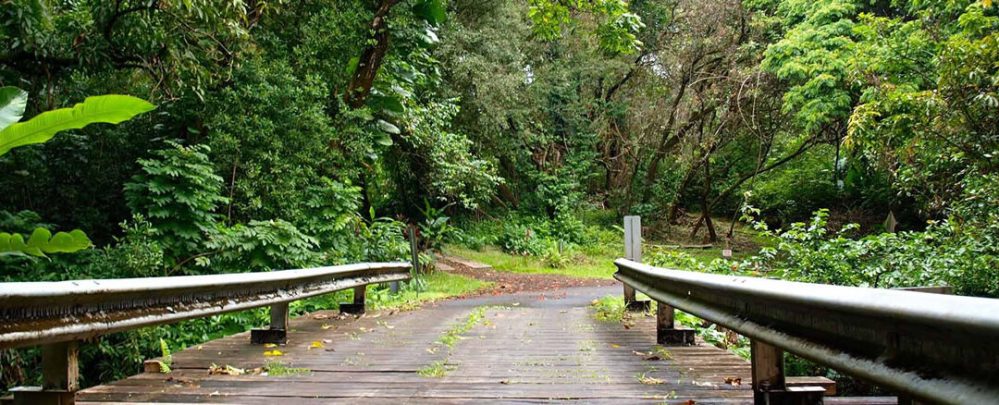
[251,302,289,344]
[11,340,79,405]
[612,259,999,404]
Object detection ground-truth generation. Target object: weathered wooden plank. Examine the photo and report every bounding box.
[78,286,755,403]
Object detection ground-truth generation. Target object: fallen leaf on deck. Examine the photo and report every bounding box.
[264,343,278,348]
[610,344,621,348]
[724,377,742,386]
[208,364,247,376]
[308,341,324,350]
[263,350,284,357]
[638,375,665,385]
[321,323,334,330]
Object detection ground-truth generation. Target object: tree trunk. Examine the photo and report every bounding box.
[344,0,400,108]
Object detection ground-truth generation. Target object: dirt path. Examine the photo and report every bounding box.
[436,255,617,296]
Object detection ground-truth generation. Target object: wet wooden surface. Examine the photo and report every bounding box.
[77,286,759,404]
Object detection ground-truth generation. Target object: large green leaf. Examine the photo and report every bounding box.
[377,119,401,135]
[0,228,91,257]
[0,95,155,156]
[413,0,447,26]
[0,87,27,132]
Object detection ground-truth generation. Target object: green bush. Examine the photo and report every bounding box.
[541,241,573,269]
[498,221,545,256]
[124,142,227,260]
[749,186,999,296]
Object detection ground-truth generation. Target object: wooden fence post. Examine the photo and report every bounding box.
[751,339,824,404]
[409,224,420,275]
[10,340,78,404]
[656,302,695,345]
[341,285,366,315]
[251,302,289,344]
[622,216,648,311]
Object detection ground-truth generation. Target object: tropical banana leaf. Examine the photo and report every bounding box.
[0,94,155,156]
[0,228,92,257]
[0,86,27,132]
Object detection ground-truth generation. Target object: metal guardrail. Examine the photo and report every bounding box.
[614,258,999,405]
[0,262,411,350]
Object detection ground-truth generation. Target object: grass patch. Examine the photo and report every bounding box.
[369,271,491,311]
[417,360,454,378]
[265,361,310,376]
[438,306,487,348]
[447,245,618,279]
[590,295,625,322]
[418,306,490,378]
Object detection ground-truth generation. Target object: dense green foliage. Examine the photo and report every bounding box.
[0,0,996,394]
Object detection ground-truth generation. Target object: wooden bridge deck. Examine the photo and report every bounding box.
[78,286,758,404]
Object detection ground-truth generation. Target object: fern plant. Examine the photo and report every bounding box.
[0,87,154,257]
[157,338,173,373]
[124,142,228,259]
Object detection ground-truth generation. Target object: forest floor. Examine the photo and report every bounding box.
[643,213,769,261]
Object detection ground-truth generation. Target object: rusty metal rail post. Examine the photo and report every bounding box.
[251,302,289,344]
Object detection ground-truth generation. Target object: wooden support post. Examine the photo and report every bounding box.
[656,302,695,345]
[251,302,289,344]
[11,341,78,405]
[341,285,366,315]
[752,339,785,394]
[409,224,420,275]
[623,216,649,311]
[751,339,824,404]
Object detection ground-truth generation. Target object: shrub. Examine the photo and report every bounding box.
[124,142,227,259]
[497,222,545,256]
[541,241,572,268]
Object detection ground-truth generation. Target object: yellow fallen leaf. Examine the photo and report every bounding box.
[264,343,278,348]
[321,323,333,330]
[610,344,621,348]
[309,341,324,350]
[263,350,284,357]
